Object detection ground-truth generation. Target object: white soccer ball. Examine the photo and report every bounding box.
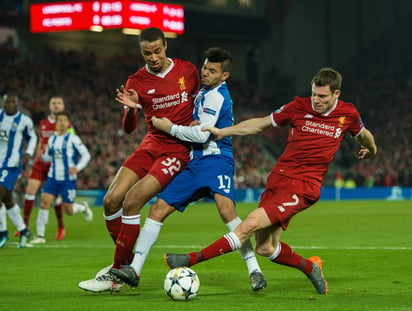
[164,267,200,301]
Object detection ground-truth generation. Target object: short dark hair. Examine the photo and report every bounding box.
[138,27,166,46]
[311,67,342,92]
[56,111,71,121]
[205,47,232,73]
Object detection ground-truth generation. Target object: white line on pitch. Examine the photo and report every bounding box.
[6,242,412,250]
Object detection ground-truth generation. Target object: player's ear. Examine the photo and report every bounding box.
[164,41,168,52]
[221,72,230,81]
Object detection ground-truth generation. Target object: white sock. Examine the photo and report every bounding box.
[131,218,163,275]
[72,202,86,214]
[36,209,49,237]
[224,231,242,250]
[267,242,281,261]
[226,217,262,275]
[104,208,123,221]
[6,204,26,232]
[24,194,36,201]
[122,214,140,225]
[54,196,62,206]
[0,204,7,232]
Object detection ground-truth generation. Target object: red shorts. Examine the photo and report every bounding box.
[29,159,51,182]
[122,135,190,188]
[259,172,320,230]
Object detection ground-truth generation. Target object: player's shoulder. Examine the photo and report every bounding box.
[171,58,197,71]
[335,99,358,114]
[20,111,35,123]
[293,96,311,105]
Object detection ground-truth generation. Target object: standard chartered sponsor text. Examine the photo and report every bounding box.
[152,93,183,109]
[302,120,335,137]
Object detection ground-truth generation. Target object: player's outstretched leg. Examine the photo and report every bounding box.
[109,265,140,288]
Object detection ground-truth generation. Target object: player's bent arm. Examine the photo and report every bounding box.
[355,128,377,159]
[75,142,91,172]
[152,116,211,143]
[170,124,210,143]
[25,120,38,157]
[122,107,138,134]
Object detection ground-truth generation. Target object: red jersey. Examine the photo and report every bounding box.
[124,58,199,148]
[38,116,58,154]
[271,96,364,187]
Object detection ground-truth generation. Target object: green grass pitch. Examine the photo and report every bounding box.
[1,200,411,311]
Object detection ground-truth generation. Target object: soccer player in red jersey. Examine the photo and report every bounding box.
[79,27,199,293]
[164,67,377,295]
[21,96,70,240]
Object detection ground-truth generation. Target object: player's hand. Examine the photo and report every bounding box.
[21,153,31,168]
[115,85,139,108]
[356,148,374,160]
[202,126,224,140]
[189,120,201,127]
[152,116,173,133]
[69,167,79,175]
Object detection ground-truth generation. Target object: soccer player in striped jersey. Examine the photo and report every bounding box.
[20,96,73,240]
[29,112,92,244]
[164,67,377,295]
[0,93,37,248]
[110,47,267,291]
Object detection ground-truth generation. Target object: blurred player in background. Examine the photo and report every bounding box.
[78,27,199,292]
[20,96,72,240]
[29,111,92,244]
[0,93,37,248]
[165,67,378,295]
[110,47,267,291]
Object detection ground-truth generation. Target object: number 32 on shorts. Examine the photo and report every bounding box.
[161,157,182,176]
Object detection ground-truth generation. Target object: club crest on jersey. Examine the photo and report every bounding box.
[338,116,346,127]
[178,76,186,90]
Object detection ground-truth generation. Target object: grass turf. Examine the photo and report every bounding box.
[1,200,411,311]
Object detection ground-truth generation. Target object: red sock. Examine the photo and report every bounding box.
[272,242,313,274]
[113,223,140,269]
[188,235,235,266]
[23,199,35,226]
[105,217,122,243]
[54,203,64,228]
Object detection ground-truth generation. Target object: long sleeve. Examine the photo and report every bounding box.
[74,137,91,172]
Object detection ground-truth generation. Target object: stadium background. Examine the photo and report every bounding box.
[1,0,412,201]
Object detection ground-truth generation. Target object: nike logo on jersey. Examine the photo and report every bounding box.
[304,114,314,118]
[147,89,155,94]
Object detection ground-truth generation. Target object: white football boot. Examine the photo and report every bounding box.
[78,265,123,293]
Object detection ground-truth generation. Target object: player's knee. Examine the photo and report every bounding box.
[255,243,274,257]
[242,216,260,233]
[149,199,173,222]
[103,193,121,215]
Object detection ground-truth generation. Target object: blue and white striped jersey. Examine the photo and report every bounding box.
[43,132,91,181]
[0,109,37,168]
[169,81,233,160]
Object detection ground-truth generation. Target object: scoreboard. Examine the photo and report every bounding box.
[30,1,184,34]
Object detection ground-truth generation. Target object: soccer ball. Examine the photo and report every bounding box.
[164,267,200,301]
